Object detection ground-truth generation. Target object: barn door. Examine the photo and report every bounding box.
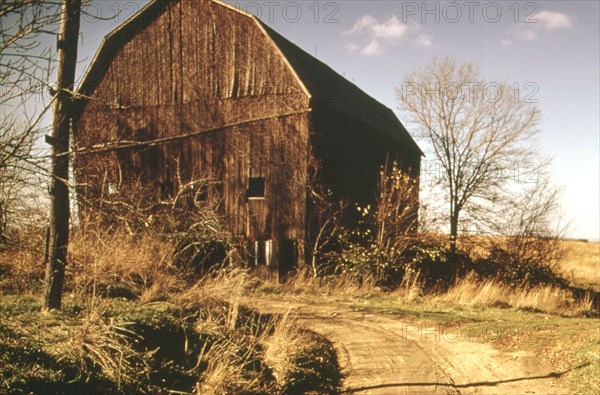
[246,170,274,277]
[278,238,297,281]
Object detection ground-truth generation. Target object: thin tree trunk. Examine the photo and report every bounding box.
[449,212,459,255]
[43,0,81,310]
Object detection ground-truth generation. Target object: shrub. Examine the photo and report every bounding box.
[334,237,401,287]
[402,244,474,291]
[405,242,569,291]
[476,246,569,288]
[172,234,231,277]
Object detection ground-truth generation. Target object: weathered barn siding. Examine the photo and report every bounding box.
[75,0,311,279]
[309,105,421,207]
[75,0,423,280]
[308,105,421,232]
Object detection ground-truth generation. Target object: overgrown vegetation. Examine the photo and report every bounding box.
[1,195,596,395]
[305,159,585,303]
[0,226,342,394]
[1,152,595,393]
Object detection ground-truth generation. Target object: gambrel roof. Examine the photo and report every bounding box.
[77,0,422,156]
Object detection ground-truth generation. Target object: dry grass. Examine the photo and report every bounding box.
[0,296,154,393]
[262,312,304,385]
[177,269,344,394]
[1,225,343,394]
[194,317,274,395]
[56,311,151,389]
[68,229,185,302]
[184,267,253,304]
[259,263,596,317]
[0,227,46,294]
[188,287,338,395]
[558,240,600,288]
[261,311,341,394]
[0,279,338,394]
[271,267,379,299]
[435,272,595,315]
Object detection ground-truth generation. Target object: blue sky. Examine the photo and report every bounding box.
[75,0,599,239]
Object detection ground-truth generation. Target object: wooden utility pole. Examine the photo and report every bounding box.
[44,0,82,310]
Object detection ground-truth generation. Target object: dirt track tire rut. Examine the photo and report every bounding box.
[246,298,568,395]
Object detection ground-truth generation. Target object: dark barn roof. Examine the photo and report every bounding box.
[77,0,422,156]
[257,21,422,155]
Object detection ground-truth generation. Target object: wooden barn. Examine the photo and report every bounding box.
[73,0,423,280]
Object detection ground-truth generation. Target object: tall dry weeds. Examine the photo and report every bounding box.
[277,266,379,299]
[437,272,594,315]
[68,228,184,302]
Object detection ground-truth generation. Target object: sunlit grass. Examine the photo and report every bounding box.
[559,240,600,289]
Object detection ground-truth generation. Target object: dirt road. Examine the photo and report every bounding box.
[246,298,569,395]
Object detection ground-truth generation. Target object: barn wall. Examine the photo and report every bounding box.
[309,105,421,227]
[74,0,311,278]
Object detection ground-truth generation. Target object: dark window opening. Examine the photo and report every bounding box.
[248,177,265,199]
[194,184,208,205]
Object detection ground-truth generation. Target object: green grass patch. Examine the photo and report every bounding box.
[0,293,342,395]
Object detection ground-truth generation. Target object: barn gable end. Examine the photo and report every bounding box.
[74,0,422,280]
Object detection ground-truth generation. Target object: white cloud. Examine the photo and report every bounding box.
[500,38,513,46]
[345,15,408,39]
[345,15,378,35]
[362,40,382,56]
[345,42,360,52]
[509,10,572,43]
[344,14,426,56]
[372,16,408,39]
[415,34,433,48]
[518,29,539,41]
[536,10,572,30]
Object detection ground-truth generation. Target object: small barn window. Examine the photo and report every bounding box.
[248,177,265,199]
[194,184,208,205]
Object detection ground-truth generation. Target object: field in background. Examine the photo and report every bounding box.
[559,240,600,289]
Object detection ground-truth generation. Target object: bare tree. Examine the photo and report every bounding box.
[1,1,61,240]
[487,169,566,268]
[0,123,36,238]
[397,57,541,251]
